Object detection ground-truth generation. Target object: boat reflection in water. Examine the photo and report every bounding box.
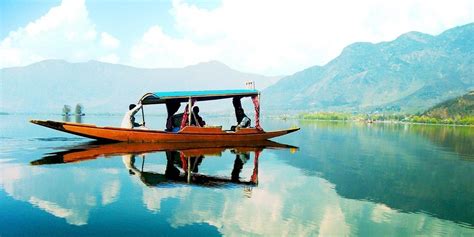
[31,140,298,188]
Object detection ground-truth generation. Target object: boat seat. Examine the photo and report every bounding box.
[204,125,222,129]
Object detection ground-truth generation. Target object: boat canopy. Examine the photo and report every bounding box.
[140,89,259,104]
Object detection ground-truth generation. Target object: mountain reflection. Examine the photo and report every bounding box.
[293,121,474,227]
[407,124,474,159]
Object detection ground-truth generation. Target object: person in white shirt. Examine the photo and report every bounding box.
[121,103,144,129]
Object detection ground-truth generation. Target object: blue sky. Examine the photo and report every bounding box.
[1,0,473,75]
[1,0,218,39]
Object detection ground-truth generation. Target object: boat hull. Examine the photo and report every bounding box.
[30,120,299,143]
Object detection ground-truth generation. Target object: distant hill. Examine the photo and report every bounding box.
[264,23,474,113]
[423,91,474,119]
[0,60,280,113]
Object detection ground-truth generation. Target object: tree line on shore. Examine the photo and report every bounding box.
[295,91,474,125]
[296,112,474,125]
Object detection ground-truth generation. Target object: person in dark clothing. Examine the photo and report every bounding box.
[190,106,206,127]
[235,108,251,128]
[165,100,181,132]
[231,97,251,131]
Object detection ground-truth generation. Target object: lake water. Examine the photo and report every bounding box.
[1,115,473,236]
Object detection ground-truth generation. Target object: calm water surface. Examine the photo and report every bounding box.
[1,115,473,236]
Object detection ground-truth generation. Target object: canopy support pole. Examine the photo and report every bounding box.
[141,106,145,126]
[188,97,192,126]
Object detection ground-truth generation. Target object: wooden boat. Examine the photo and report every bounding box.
[31,89,299,142]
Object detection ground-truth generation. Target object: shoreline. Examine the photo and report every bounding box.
[276,115,474,127]
[295,118,474,127]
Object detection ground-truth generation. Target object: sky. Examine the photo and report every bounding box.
[1,0,473,75]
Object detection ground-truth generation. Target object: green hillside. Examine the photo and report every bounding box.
[264,23,474,113]
[423,91,474,118]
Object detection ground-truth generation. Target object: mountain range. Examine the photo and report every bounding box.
[263,23,474,113]
[1,23,473,114]
[0,60,280,113]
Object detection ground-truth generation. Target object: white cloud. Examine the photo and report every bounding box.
[130,25,217,68]
[101,180,120,205]
[100,32,120,49]
[0,0,120,68]
[130,0,474,75]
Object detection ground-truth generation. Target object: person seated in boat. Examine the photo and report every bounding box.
[166,113,180,132]
[121,103,145,129]
[190,106,206,127]
[165,100,181,132]
[168,113,183,132]
[166,106,205,132]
